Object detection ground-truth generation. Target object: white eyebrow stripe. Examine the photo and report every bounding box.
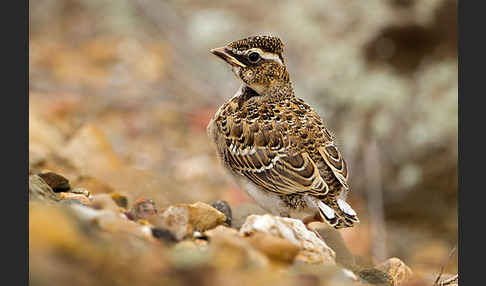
[260,52,283,65]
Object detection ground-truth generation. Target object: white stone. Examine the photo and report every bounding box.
[240,214,336,264]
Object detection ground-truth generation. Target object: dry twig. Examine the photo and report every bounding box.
[438,274,458,286]
[433,246,457,286]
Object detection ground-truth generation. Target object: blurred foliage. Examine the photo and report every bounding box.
[29,0,457,282]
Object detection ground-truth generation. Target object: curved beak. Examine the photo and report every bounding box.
[210,47,246,68]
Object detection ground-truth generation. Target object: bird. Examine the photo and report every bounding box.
[207,35,359,229]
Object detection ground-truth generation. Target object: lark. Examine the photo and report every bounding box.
[207,35,359,229]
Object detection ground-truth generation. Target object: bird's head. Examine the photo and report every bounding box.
[211,35,290,96]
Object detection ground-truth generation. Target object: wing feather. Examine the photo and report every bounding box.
[223,141,329,196]
[318,143,349,190]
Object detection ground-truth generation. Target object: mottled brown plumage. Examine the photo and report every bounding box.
[208,35,359,229]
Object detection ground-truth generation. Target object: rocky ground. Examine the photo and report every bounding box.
[29,161,458,286]
[30,169,431,286]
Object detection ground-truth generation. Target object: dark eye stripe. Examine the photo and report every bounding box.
[231,52,252,66]
[229,49,280,66]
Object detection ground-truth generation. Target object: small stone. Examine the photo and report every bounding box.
[187,202,227,232]
[240,214,336,265]
[110,192,128,209]
[29,175,60,202]
[71,188,90,197]
[58,192,91,205]
[38,172,71,192]
[151,227,177,244]
[211,200,232,226]
[375,257,413,286]
[159,205,193,241]
[244,232,299,264]
[358,268,395,286]
[129,197,158,220]
[156,202,227,241]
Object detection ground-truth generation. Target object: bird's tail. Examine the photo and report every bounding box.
[317,198,359,229]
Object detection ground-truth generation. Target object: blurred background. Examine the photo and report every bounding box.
[29,0,457,281]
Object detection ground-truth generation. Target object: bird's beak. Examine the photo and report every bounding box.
[210,47,246,68]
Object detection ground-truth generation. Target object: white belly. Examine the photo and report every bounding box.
[242,179,319,221]
[243,180,284,215]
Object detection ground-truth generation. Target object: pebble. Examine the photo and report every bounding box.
[110,192,129,209]
[128,197,158,220]
[38,172,71,192]
[187,202,227,232]
[358,268,394,286]
[211,200,232,226]
[244,232,299,264]
[157,202,227,241]
[151,227,178,244]
[158,205,193,241]
[71,188,90,197]
[375,257,413,286]
[240,214,336,265]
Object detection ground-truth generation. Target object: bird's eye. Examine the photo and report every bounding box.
[248,52,261,63]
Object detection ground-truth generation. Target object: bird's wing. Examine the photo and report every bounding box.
[221,128,330,196]
[318,142,349,190]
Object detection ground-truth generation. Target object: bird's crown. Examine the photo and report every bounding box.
[227,35,285,63]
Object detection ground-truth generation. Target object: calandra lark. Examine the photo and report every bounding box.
[208,35,359,229]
